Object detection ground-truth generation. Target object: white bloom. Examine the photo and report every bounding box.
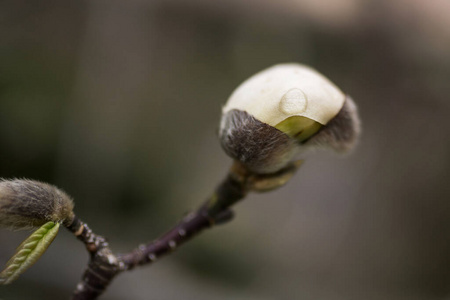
[219,63,360,174]
[223,64,345,126]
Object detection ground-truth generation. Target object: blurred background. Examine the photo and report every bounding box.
[0,0,450,299]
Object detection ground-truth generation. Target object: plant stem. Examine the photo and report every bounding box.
[66,161,250,300]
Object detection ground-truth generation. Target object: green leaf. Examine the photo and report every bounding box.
[0,221,60,285]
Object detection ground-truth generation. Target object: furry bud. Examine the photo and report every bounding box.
[0,179,74,230]
[219,63,360,174]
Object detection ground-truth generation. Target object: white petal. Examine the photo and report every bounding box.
[223,64,345,125]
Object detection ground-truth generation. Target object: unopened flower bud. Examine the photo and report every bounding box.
[219,63,360,174]
[0,179,74,230]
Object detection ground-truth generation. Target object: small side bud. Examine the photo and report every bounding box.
[0,179,74,230]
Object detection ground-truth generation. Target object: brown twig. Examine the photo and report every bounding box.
[66,217,121,300]
[65,160,301,299]
[65,161,252,300]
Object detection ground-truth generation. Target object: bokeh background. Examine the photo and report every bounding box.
[1,0,450,299]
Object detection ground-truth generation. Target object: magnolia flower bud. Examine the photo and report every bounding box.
[219,63,360,174]
[0,179,74,230]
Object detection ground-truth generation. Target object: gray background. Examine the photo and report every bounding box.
[0,0,449,299]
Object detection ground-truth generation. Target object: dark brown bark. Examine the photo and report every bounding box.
[66,162,251,300]
[65,160,301,299]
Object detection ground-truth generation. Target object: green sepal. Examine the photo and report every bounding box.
[275,116,322,143]
[0,221,60,285]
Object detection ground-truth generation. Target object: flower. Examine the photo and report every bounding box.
[219,63,360,174]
